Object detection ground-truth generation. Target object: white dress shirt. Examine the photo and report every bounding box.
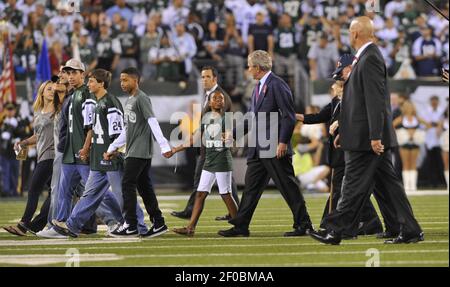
[258,70,272,94]
[203,84,219,109]
[353,41,373,65]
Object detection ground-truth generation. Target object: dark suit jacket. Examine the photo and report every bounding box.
[304,96,344,168]
[245,72,297,159]
[339,43,398,151]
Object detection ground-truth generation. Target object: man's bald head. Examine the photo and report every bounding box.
[349,16,375,50]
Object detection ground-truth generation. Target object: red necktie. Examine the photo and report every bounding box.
[255,81,261,104]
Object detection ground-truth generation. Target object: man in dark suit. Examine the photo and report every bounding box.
[298,54,389,238]
[219,50,313,237]
[309,17,423,245]
[170,66,240,221]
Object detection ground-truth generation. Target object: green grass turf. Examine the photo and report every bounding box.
[0,193,448,267]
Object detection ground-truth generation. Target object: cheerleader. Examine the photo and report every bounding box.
[393,100,430,191]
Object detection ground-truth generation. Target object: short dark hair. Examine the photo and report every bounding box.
[121,67,140,81]
[430,95,440,101]
[89,69,112,89]
[201,66,218,78]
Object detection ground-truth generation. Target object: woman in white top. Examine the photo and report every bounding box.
[393,100,430,191]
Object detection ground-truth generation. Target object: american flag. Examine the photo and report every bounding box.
[0,34,17,112]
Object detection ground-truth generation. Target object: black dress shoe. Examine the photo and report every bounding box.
[284,226,313,237]
[218,227,250,237]
[215,214,231,221]
[170,210,192,220]
[309,230,341,245]
[384,232,424,244]
[376,231,399,239]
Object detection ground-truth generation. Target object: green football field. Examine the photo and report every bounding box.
[0,191,448,267]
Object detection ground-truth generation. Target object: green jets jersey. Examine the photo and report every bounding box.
[124,89,155,159]
[274,27,298,57]
[90,93,124,171]
[202,112,233,173]
[63,84,96,165]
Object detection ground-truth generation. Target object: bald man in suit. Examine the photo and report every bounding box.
[309,17,423,245]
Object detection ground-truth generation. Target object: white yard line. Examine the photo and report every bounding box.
[0,253,123,266]
[0,237,447,247]
[149,260,449,267]
[0,238,141,246]
[0,250,446,266]
[155,190,448,201]
[4,240,449,251]
[0,225,445,238]
[117,249,449,259]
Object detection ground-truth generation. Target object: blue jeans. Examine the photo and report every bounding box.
[66,170,148,234]
[55,163,90,222]
[66,170,122,234]
[48,151,64,225]
[55,163,120,225]
[0,155,19,196]
[48,153,90,225]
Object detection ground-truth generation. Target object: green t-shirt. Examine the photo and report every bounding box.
[202,112,233,172]
[63,85,96,165]
[124,89,155,159]
[90,93,124,171]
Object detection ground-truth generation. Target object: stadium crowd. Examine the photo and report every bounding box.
[0,0,448,86]
[0,0,449,198]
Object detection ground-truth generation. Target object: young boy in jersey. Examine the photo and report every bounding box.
[171,91,238,236]
[104,67,172,238]
[40,59,119,238]
[52,69,148,237]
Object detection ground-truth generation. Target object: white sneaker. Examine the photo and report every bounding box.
[36,227,68,239]
[106,223,120,237]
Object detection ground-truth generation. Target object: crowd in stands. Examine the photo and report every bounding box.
[0,0,449,195]
[0,0,448,90]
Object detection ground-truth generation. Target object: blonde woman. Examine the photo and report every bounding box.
[393,100,430,191]
[3,81,57,236]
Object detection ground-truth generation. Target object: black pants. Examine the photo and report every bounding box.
[122,157,164,228]
[418,147,446,188]
[182,153,240,214]
[323,150,422,236]
[229,156,311,230]
[21,159,53,230]
[392,146,403,180]
[320,165,383,236]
